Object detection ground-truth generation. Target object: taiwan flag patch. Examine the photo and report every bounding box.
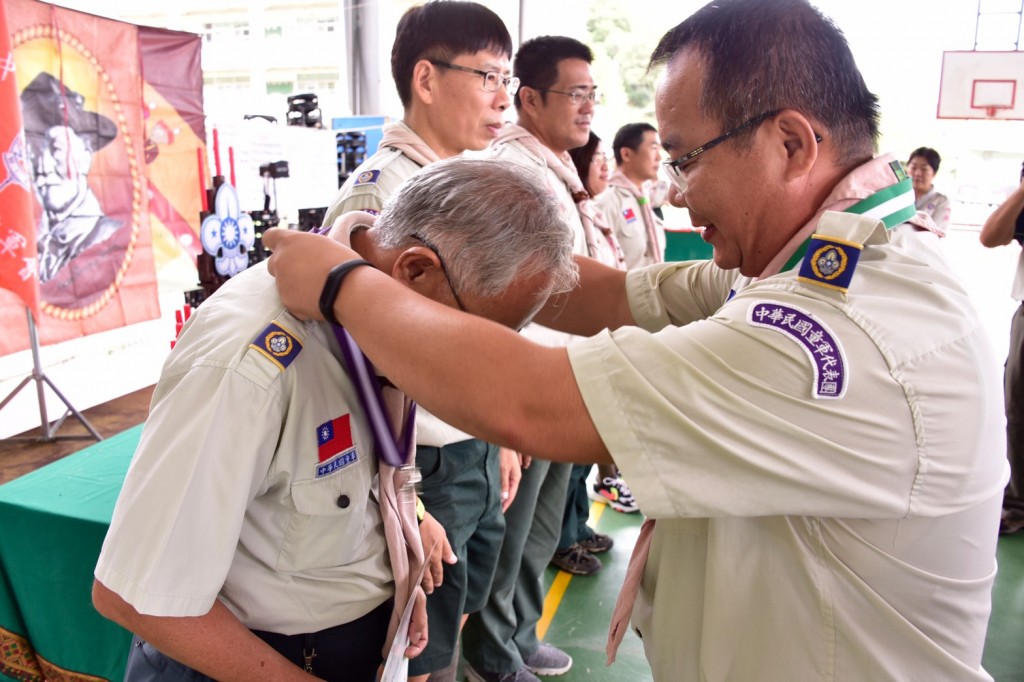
[317,414,354,462]
[623,207,637,223]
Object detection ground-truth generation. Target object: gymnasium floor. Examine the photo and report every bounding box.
[535,498,1024,682]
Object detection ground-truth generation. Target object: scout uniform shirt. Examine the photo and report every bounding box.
[569,154,1006,681]
[95,261,394,635]
[598,174,666,269]
[322,121,427,229]
[486,124,589,348]
[915,187,951,233]
[322,122,470,448]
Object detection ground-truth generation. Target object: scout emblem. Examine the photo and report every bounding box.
[249,322,302,371]
[797,235,862,294]
[353,170,381,187]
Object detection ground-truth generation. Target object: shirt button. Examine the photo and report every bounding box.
[337,494,350,509]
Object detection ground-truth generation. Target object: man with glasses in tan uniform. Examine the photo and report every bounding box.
[263,0,1006,679]
[322,4,527,682]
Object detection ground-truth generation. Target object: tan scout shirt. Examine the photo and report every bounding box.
[598,182,666,269]
[95,262,392,634]
[322,145,423,228]
[568,155,1006,681]
[486,134,587,349]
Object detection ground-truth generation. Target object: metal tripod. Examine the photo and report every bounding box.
[0,307,102,443]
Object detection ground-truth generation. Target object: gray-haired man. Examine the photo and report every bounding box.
[92,157,576,682]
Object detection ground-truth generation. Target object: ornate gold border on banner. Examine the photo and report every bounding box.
[12,23,143,322]
[1,625,110,682]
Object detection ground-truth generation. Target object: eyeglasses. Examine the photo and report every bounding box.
[538,88,601,105]
[663,110,824,192]
[662,110,779,191]
[409,233,467,312]
[429,60,520,95]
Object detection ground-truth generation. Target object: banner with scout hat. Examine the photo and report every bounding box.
[0,0,161,355]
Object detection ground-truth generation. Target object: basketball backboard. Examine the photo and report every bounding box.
[938,51,1024,120]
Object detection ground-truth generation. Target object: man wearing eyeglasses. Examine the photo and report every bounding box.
[320,4,530,682]
[456,34,610,682]
[264,0,1005,679]
[599,122,667,269]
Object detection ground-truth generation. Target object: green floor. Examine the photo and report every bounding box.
[530,505,1024,682]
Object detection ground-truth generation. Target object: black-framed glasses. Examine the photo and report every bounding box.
[538,88,601,106]
[662,111,779,191]
[663,110,824,191]
[429,60,520,95]
[409,233,467,312]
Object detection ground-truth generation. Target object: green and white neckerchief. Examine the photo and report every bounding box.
[730,161,914,299]
[779,161,914,273]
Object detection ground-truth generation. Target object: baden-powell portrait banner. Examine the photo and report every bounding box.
[0,0,159,356]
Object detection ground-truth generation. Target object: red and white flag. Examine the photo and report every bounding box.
[0,0,39,318]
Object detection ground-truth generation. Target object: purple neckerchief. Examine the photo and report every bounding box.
[332,324,416,467]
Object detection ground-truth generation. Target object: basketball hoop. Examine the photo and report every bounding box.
[937,52,1024,121]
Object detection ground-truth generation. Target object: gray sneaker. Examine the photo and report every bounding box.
[523,643,573,676]
[464,664,540,682]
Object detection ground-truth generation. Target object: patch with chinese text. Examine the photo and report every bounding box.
[315,414,358,477]
[747,301,848,399]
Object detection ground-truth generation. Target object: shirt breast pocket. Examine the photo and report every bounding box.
[276,460,375,572]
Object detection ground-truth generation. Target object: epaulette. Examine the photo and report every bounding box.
[249,321,303,371]
[352,169,381,187]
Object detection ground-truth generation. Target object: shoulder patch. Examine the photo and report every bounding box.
[353,170,381,187]
[747,301,848,399]
[797,235,863,294]
[249,322,303,371]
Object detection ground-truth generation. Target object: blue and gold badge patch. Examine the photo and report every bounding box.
[797,235,862,294]
[250,322,302,371]
[353,170,381,187]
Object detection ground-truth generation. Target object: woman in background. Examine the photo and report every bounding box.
[907,146,952,232]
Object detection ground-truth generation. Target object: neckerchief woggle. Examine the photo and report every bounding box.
[729,161,915,300]
[332,325,416,468]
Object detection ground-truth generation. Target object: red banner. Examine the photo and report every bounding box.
[0,0,39,319]
[0,0,160,355]
[140,25,206,267]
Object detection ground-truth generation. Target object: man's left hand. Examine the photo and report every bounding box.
[418,511,456,594]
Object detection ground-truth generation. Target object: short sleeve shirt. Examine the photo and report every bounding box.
[567,158,1006,680]
[598,184,665,269]
[95,263,392,634]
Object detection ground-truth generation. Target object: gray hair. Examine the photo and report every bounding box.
[375,157,578,297]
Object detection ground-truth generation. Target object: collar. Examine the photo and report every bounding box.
[759,153,910,278]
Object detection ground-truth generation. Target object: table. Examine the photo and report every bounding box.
[0,425,141,682]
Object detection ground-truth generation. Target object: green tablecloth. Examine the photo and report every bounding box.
[0,425,142,682]
[664,229,714,262]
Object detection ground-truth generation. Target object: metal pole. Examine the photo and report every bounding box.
[0,307,102,443]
